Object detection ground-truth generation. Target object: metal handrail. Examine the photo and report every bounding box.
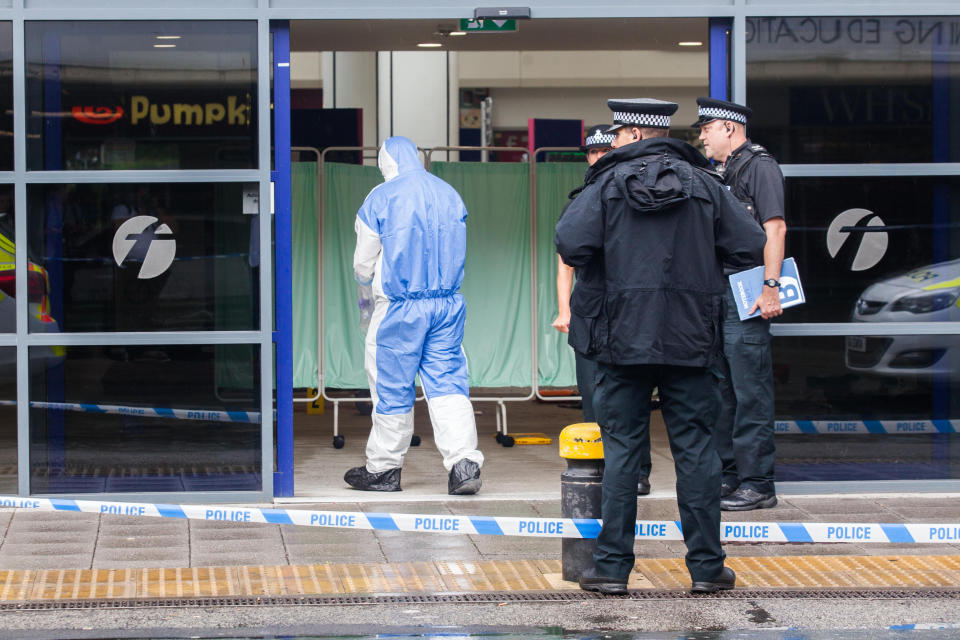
[295,143,586,442]
[530,146,587,403]
[290,146,378,405]
[422,145,530,171]
[422,146,536,415]
[314,147,432,443]
[291,146,323,405]
[305,145,535,442]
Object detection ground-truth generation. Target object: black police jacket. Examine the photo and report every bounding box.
[554,137,766,367]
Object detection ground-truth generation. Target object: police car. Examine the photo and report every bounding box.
[846,259,960,377]
[0,217,64,380]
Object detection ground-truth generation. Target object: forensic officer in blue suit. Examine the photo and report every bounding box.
[344,136,484,495]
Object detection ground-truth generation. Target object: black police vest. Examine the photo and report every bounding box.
[724,144,772,225]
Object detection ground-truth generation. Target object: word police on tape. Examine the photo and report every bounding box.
[0,497,957,544]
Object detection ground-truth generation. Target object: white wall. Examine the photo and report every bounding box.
[486,86,705,130]
[378,51,459,159]
[292,49,708,148]
[291,51,322,88]
[321,52,378,150]
[458,50,707,88]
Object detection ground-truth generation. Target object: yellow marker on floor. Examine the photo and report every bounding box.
[306,389,324,414]
[510,433,552,445]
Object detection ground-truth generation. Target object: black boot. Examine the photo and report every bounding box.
[637,475,651,496]
[344,466,401,491]
[579,567,628,595]
[448,459,481,495]
[691,567,736,593]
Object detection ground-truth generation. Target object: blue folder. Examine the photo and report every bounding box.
[728,257,805,321]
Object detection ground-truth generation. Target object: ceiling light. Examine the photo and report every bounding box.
[678,41,703,47]
[417,42,442,48]
[153,44,176,48]
[449,31,467,36]
[156,35,181,40]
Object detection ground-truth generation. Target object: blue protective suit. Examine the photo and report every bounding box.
[353,136,483,473]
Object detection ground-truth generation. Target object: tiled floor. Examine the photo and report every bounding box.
[2,554,959,602]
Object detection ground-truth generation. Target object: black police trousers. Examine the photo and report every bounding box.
[577,351,652,477]
[715,287,776,495]
[592,362,725,583]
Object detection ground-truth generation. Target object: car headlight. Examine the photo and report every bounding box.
[890,290,960,314]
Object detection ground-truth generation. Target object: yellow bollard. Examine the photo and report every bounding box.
[559,422,604,582]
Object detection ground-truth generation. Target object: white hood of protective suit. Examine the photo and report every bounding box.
[377,136,422,181]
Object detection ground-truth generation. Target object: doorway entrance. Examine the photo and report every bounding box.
[278,17,718,499]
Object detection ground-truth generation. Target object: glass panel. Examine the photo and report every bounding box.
[746,16,960,163]
[0,347,15,494]
[25,21,258,170]
[29,183,259,332]
[774,336,960,482]
[0,23,11,171]
[782,176,960,323]
[29,344,260,494]
[0,185,15,334]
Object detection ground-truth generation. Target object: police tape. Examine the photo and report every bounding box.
[776,419,958,434]
[0,496,958,544]
[0,400,261,424]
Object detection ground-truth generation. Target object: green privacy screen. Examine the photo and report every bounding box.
[292,160,587,391]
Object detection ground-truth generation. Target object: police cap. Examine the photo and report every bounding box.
[605,98,678,133]
[692,97,752,128]
[581,124,616,151]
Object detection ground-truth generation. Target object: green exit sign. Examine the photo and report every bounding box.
[460,18,517,32]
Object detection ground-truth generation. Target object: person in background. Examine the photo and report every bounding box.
[554,124,652,496]
[695,97,787,512]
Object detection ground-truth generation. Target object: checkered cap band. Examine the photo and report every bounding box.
[612,111,671,128]
[698,106,747,124]
[584,130,615,146]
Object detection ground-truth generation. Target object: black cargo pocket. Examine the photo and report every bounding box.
[570,288,604,356]
[741,331,771,370]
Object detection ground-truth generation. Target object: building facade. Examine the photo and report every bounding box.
[0,0,957,501]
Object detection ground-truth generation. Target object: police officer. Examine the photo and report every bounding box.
[553,125,612,420]
[553,125,652,496]
[694,98,787,511]
[556,98,766,595]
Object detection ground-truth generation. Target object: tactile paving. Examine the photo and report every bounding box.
[1,555,957,601]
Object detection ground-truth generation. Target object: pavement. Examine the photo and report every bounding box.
[1,494,960,571]
[0,400,957,635]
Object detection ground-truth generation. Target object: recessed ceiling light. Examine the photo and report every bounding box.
[678,41,703,47]
[153,44,177,48]
[449,31,467,36]
[417,42,442,48]
[156,35,181,40]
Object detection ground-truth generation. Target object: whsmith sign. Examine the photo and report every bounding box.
[747,17,960,60]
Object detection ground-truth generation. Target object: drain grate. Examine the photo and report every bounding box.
[1,589,958,610]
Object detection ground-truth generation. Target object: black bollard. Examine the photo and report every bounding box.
[559,423,604,582]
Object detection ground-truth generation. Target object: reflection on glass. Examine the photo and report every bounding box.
[0,186,59,338]
[781,176,960,323]
[0,347,14,494]
[0,23,11,171]
[29,183,259,332]
[773,336,960,482]
[746,16,960,163]
[26,21,257,170]
[29,344,260,494]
